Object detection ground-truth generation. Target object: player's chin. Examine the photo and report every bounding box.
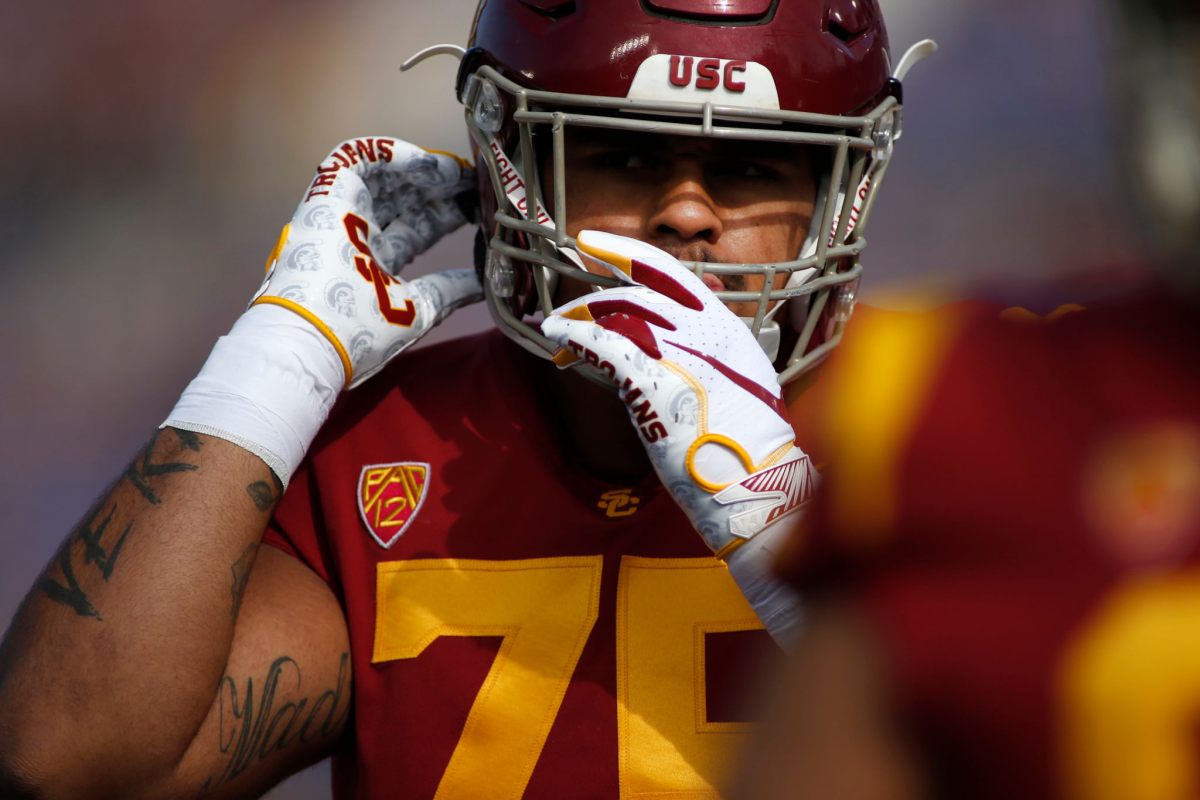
[721,301,762,320]
[552,273,596,307]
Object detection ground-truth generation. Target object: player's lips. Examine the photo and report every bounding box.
[701,274,725,294]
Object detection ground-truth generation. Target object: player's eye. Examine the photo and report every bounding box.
[710,160,780,181]
[593,151,654,170]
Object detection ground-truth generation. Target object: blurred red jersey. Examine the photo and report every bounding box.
[263,329,780,800]
[784,293,1200,800]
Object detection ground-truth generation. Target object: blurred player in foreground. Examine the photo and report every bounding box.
[732,1,1200,798]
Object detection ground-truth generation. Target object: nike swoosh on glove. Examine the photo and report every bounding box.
[541,231,813,643]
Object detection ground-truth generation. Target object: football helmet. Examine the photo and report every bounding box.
[404,0,934,384]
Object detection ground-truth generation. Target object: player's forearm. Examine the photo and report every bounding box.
[0,428,280,797]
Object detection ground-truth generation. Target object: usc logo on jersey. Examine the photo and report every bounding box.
[358,462,431,549]
[597,489,642,518]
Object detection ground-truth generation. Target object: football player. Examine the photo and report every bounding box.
[731,1,1200,798]
[0,1,934,798]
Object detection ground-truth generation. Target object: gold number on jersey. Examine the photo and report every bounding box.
[373,557,602,800]
[373,556,763,799]
[617,557,764,798]
[1059,573,1200,800]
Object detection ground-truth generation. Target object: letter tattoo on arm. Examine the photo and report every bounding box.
[37,504,132,620]
[175,428,203,452]
[126,429,200,505]
[197,652,352,794]
[37,427,205,620]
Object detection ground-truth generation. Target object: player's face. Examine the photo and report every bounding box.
[556,128,817,318]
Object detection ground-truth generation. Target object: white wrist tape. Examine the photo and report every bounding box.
[163,304,344,488]
[724,518,806,649]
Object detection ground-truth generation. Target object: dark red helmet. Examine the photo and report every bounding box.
[407,0,934,384]
[469,0,891,119]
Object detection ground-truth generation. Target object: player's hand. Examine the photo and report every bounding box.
[164,137,482,487]
[543,230,815,552]
[253,137,482,388]
[541,231,811,642]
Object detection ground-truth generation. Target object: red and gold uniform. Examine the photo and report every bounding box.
[785,293,1200,800]
[264,329,781,799]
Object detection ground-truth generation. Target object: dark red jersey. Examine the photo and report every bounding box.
[784,293,1200,800]
[263,328,780,800]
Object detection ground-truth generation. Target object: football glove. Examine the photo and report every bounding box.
[541,231,811,643]
[164,138,482,487]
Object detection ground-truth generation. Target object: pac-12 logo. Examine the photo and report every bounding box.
[357,462,430,549]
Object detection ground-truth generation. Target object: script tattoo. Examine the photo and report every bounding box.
[126,429,200,505]
[229,543,258,624]
[38,428,203,619]
[201,652,352,791]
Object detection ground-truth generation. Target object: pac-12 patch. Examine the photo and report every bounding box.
[358,462,430,549]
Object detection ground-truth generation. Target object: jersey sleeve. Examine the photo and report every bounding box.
[261,459,343,599]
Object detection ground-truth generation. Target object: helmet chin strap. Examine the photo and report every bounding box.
[759,163,875,360]
[744,170,831,361]
[485,133,589,296]
[743,235,820,362]
[744,235,819,361]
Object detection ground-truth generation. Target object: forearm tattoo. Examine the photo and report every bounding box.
[125,428,200,505]
[37,504,132,620]
[197,652,352,794]
[245,472,283,513]
[37,427,203,619]
[229,543,258,624]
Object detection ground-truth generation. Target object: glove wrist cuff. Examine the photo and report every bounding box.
[162,304,344,487]
[692,445,813,547]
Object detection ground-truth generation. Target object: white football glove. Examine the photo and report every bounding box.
[164,137,483,487]
[542,231,812,643]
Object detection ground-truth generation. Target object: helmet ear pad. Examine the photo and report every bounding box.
[474,226,487,279]
[454,188,481,228]
[473,147,500,286]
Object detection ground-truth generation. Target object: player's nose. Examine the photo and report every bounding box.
[645,165,723,247]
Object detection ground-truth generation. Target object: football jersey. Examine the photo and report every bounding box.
[782,292,1200,800]
[263,328,781,800]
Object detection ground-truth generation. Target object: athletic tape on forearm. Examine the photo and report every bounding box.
[724,521,806,649]
[162,304,344,489]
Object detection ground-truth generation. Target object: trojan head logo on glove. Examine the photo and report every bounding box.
[542,231,816,558]
[167,137,485,490]
[252,138,483,389]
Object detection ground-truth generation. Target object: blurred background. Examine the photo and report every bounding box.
[0,0,1145,796]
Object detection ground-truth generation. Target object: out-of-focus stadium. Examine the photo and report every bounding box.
[0,0,1164,796]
